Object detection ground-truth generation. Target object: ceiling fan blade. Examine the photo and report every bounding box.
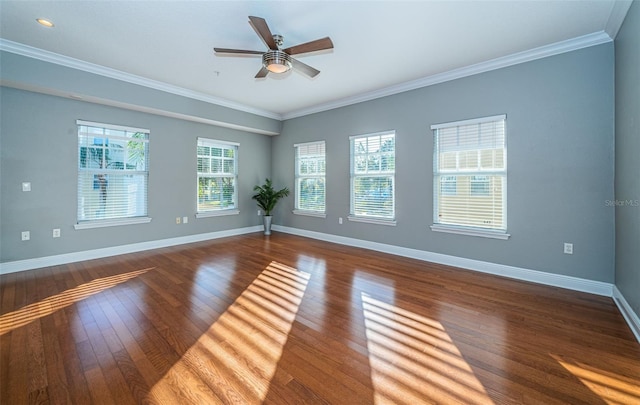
[283,37,334,55]
[255,66,269,78]
[214,48,264,55]
[248,16,278,50]
[290,57,320,78]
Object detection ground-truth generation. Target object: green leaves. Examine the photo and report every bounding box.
[252,178,290,216]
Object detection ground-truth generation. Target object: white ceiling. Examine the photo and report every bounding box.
[0,1,631,120]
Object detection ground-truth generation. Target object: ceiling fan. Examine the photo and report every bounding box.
[214,16,333,79]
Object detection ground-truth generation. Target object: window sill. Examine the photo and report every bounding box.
[430,224,510,240]
[196,209,239,219]
[348,215,396,226]
[75,217,152,230]
[293,210,327,218]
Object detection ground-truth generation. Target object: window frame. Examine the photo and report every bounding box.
[75,120,151,230]
[294,141,327,218]
[195,138,240,218]
[431,115,510,239]
[349,130,396,226]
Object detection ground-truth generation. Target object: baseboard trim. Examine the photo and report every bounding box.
[274,225,640,343]
[613,286,640,343]
[273,225,613,297]
[2,225,637,344]
[0,226,262,275]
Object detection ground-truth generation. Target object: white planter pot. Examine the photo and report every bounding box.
[263,215,273,235]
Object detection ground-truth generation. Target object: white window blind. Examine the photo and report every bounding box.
[432,115,507,233]
[77,120,149,224]
[349,131,396,223]
[197,138,238,213]
[295,141,326,214]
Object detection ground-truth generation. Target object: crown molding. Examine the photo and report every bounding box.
[605,0,633,39]
[282,31,612,120]
[1,30,614,123]
[0,39,283,121]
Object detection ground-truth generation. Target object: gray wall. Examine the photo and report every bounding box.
[615,1,640,316]
[273,43,615,283]
[0,41,619,289]
[0,86,271,262]
[1,51,281,135]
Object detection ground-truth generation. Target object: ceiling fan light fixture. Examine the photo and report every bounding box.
[263,50,292,74]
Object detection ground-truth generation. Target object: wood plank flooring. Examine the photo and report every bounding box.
[1,232,639,404]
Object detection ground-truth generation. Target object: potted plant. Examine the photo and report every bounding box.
[252,178,290,235]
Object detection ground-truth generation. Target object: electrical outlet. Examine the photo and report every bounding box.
[53,228,61,238]
[176,217,181,224]
[183,216,188,224]
[564,243,573,255]
[339,217,343,224]
[258,210,262,216]
[21,231,30,241]
[22,182,31,192]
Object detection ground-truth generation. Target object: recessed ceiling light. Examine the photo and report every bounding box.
[36,18,54,28]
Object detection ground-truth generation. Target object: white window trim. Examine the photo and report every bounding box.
[349,130,396,223]
[347,215,397,226]
[432,115,508,237]
[198,138,240,148]
[294,140,326,214]
[293,209,327,218]
[430,224,510,239]
[348,129,396,141]
[76,120,150,228]
[197,138,239,215]
[196,209,240,219]
[431,114,507,130]
[75,216,152,230]
[77,119,150,134]
[293,140,325,149]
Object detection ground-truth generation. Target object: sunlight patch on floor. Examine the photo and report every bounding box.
[361,292,493,404]
[551,354,640,404]
[0,267,153,336]
[149,261,310,404]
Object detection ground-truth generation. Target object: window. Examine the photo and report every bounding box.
[349,131,396,225]
[76,120,150,229]
[440,175,457,196]
[432,115,508,238]
[196,138,239,217]
[470,175,491,196]
[294,141,326,216]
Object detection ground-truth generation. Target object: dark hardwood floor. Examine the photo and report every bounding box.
[1,232,639,404]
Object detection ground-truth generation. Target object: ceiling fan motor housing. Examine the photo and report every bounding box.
[272,34,285,48]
